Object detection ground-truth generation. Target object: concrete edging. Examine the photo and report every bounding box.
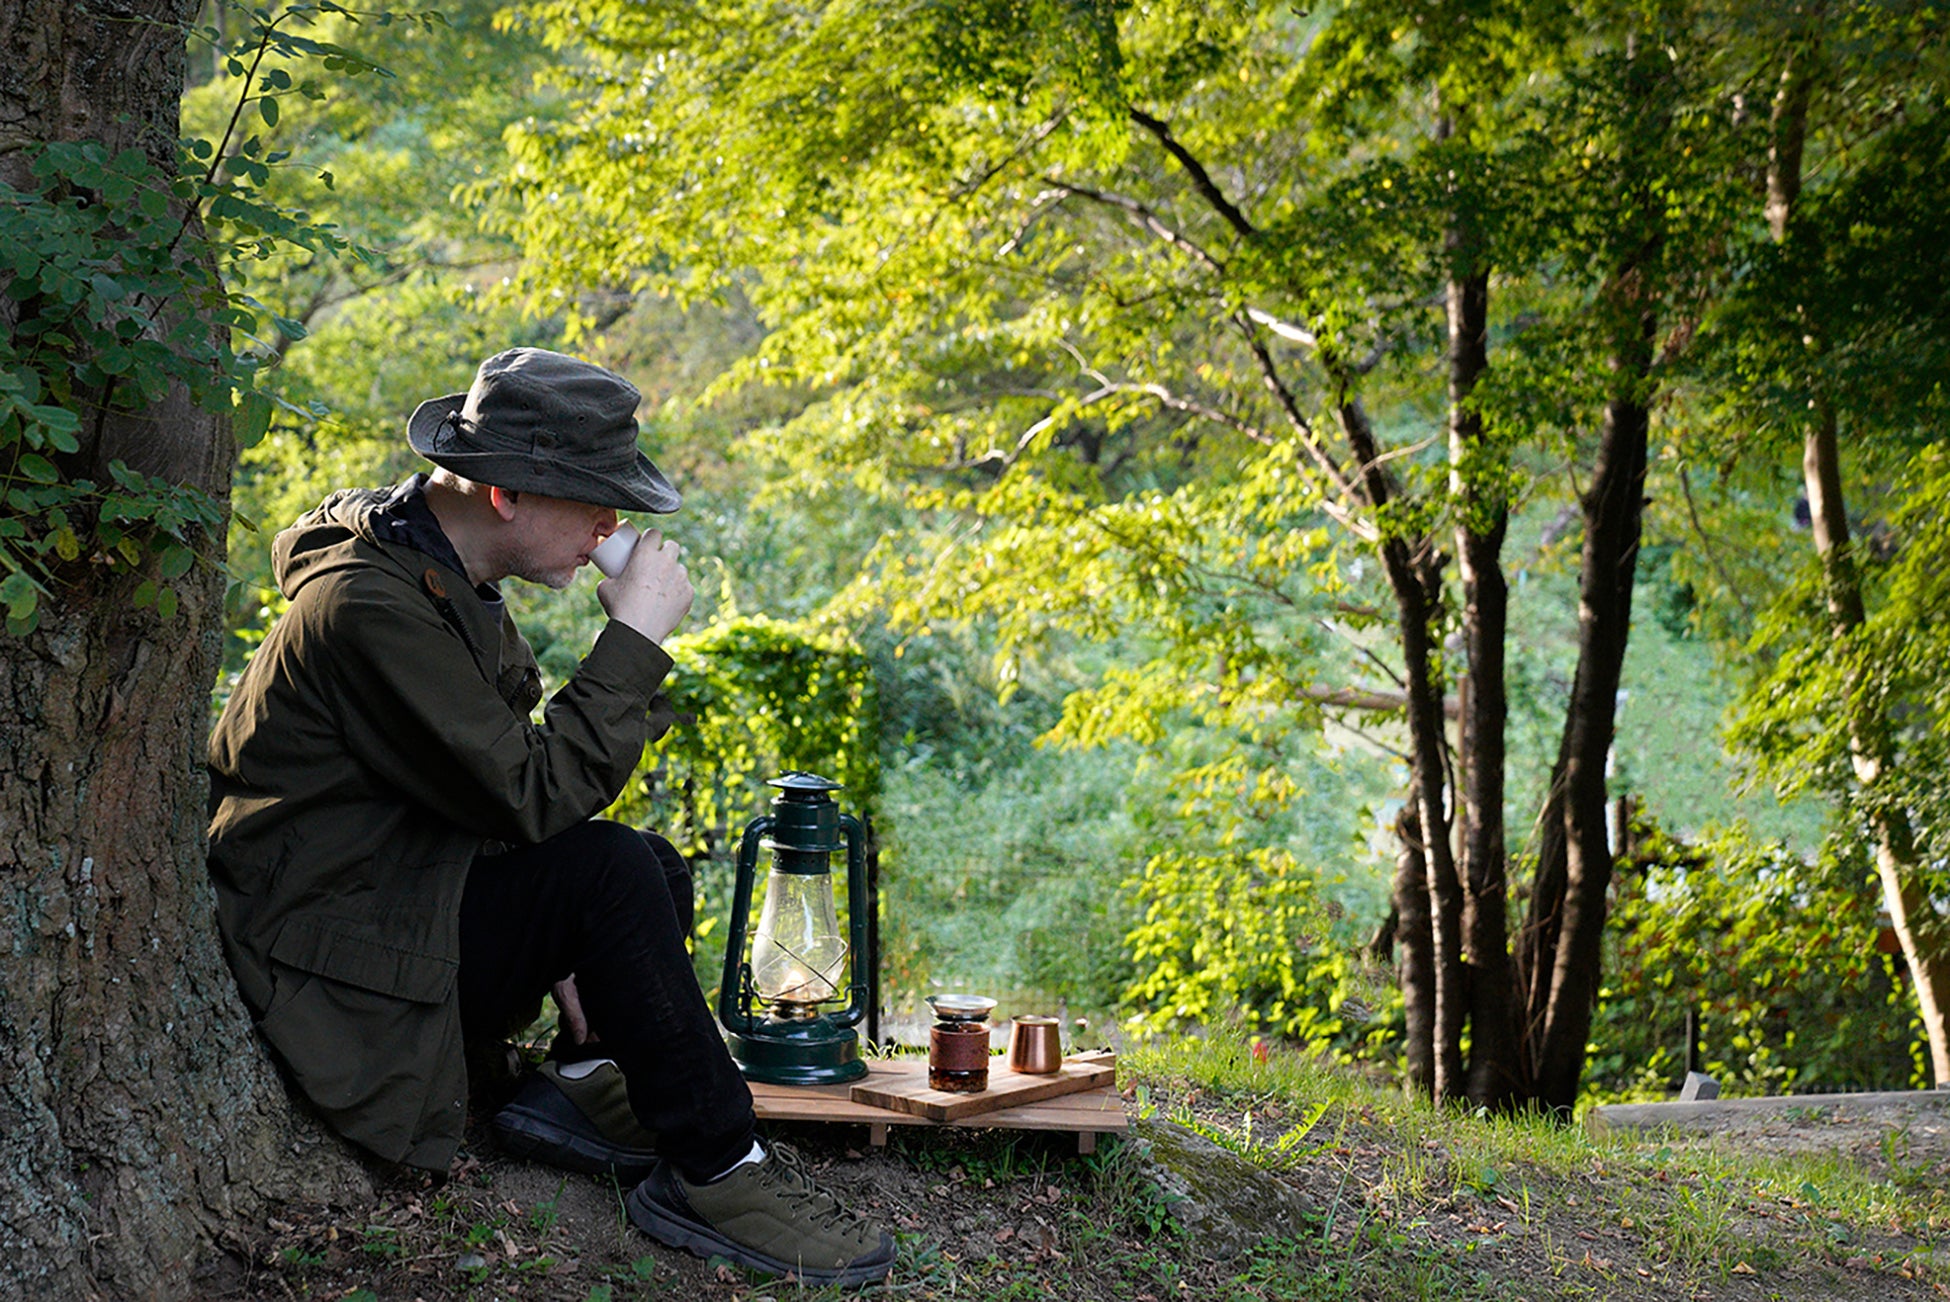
[1584,1089,1950,1138]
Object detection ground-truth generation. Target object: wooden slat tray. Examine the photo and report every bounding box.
[749,1051,1127,1154]
[851,1054,1114,1121]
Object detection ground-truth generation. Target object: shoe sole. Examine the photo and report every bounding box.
[492,1106,659,1185]
[625,1180,895,1288]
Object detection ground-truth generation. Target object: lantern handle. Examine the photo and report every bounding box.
[830,812,873,1030]
[718,814,775,1035]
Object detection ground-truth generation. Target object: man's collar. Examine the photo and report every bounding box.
[370,475,502,605]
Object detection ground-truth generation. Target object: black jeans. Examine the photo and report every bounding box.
[458,820,755,1181]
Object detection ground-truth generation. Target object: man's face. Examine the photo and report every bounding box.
[503,492,619,590]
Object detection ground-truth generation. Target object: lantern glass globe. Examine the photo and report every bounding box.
[750,868,847,1014]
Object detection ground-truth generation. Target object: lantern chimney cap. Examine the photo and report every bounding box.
[768,772,843,799]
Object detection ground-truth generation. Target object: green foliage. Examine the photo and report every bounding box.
[1697,64,1950,454]
[1587,829,1922,1098]
[625,615,881,860]
[0,141,244,632]
[1127,840,1355,1042]
[1120,746,1390,1046]
[600,615,878,980]
[1,3,431,636]
[1731,444,1950,866]
[187,0,573,674]
[487,0,1850,1079]
[877,740,1145,1007]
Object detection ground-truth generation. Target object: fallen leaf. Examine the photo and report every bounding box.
[1732,1262,1756,1275]
[1582,1252,1612,1271]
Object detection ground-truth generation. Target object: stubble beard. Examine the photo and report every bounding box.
[507,546,580,592]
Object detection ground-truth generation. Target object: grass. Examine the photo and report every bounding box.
[207,1029,1950,1301]
[1124,1032,1949,1297]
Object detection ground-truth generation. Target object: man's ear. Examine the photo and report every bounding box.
[487,485,521,522]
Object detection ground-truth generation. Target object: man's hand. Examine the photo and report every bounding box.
[597,527,694,645]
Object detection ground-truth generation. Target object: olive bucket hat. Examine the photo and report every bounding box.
[407,348,680,513]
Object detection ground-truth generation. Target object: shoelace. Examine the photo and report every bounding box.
[760,1144,871,1235]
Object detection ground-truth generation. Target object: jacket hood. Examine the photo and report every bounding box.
[271,487,400,600]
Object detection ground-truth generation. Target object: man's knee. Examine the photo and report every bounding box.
[638,830,694,942]
[566,822,689,932]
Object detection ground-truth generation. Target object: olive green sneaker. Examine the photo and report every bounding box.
[491,1060,659,1184]
[626,1144,895,1287]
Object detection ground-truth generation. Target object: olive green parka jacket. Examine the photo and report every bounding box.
[207,483,674,1171]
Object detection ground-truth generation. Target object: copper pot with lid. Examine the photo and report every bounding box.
[926,994,995,1093]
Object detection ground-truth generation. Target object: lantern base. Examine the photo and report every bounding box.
[726,1014,868,1086]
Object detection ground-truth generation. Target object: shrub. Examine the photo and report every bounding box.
[1586,827,1923,1099]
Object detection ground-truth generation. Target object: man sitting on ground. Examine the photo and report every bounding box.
[206,347,894,1287]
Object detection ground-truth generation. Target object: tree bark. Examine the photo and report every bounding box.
[1391,786,1437,1099]
[1337,398,1464,1100]
[0,2,367,1296]
[1510,29,1667,1113]
[1766,41,1950,1081]
[1528,342,1652,1111]
[1444,229,1522,1109]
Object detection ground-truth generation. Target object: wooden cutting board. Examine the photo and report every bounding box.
[849,1051,1115,1122]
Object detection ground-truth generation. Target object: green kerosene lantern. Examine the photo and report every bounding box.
[718,773,872,1085]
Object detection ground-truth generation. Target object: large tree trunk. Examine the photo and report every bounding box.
[0,2,365,1296]
[1764,32,1950,1086]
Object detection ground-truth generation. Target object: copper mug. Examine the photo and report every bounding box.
[1006,1014,1063,1074]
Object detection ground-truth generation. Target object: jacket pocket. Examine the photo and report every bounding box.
[269,915,457,1005]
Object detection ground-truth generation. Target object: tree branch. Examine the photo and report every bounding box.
[1041,177,1226,274]
[1127,106,1257,241]
[1231,317,1366,525]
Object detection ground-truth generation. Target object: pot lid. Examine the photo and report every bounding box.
[926,993,997,1023]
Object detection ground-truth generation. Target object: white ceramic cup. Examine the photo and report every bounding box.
[590,521,641,577]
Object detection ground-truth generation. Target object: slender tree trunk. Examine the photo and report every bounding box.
[1391,785,1437,1098]
[1764,28,1950,1085]
[1512,30,1667,1113]
[1444,230,1522,1109]
[0,3,366,1296]
[1529,348,1653,1110]
[1516,740,1568,1082]
[1338,399,1464,1099]
[1801,407,1950,1082]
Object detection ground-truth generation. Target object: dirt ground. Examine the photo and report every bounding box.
[191,1075,1950,1301]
